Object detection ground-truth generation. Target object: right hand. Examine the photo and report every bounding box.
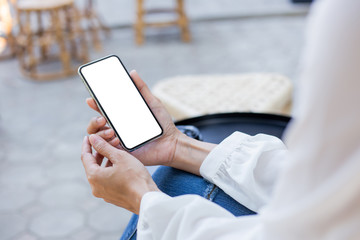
[81,134,160,214]
[86,70,183,167]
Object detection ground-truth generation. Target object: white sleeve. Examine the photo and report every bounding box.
[138,0,360,239]
[200,132,288,212]
[138,191,260,240]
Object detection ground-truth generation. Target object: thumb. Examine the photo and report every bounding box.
[89,134,121,162]
[130,70,153,103]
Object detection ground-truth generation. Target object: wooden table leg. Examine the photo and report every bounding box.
[177,0,191,42]
[135,0,145,45]
[72,5,89,62]
[83,0,111,50]
[51,9,71,75]
[24,11,37,75]
[37,11,49,60]
[64,5,77,59]
[134,0,190,45]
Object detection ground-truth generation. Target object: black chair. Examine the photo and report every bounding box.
[176,112,291,143]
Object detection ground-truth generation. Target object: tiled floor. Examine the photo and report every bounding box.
[0,1,309,239]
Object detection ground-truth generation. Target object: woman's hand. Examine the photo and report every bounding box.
[81,134,159,214]
[86,70,216,176]
[86,70,182,167]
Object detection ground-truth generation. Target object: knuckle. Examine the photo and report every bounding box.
[87,169,99,184]
[97,129,110,139]
[111,151,123,161]
[87,120,96,134]
[87,117,102,134]
[109,137,119,146]
[96,142,106,153]
[95,130,104,138]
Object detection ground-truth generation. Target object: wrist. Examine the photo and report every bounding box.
[170,133,216,176]
[133,181,160,214]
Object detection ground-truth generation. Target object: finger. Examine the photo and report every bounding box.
[86,98,101,114]
[94,128,119,147]
[108,137,120,147]
[89,134,123,163]
[81,136,100,173]
[87,116,106,134]
[130,70,154,104]
[98,126,111,133]
[96,128,115,140]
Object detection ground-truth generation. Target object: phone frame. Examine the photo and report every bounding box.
[78,55,163,151]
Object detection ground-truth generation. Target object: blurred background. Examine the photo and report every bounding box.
[0,0,311,239]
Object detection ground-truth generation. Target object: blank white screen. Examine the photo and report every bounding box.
[80,56,162,150]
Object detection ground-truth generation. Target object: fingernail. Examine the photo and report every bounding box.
[97,116,104,123]
[105,129,113,136]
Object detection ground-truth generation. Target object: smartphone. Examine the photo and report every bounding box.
[78,55,163,151]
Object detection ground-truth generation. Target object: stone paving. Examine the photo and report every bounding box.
[0,0,309,239]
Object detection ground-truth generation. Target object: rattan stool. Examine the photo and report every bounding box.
[135,0,191,45]
[153,74,293,120]
[16,0,88,80]
[82,0,110,50]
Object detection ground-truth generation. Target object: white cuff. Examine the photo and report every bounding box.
[200,131,251,182]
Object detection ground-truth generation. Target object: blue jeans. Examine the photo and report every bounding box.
[120,166,256,240]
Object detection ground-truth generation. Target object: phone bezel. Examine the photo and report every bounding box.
[78,55,163,152]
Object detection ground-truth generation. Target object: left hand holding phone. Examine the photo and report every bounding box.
[86,70,183,167]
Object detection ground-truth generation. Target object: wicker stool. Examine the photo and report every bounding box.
[135,0,191,45]
[16,0,88,80]
[81,0,110,50]
[153,74,293,120]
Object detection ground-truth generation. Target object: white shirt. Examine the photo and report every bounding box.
[138,0,360,239]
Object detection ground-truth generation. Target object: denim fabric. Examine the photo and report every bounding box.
[120,166,256,240]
